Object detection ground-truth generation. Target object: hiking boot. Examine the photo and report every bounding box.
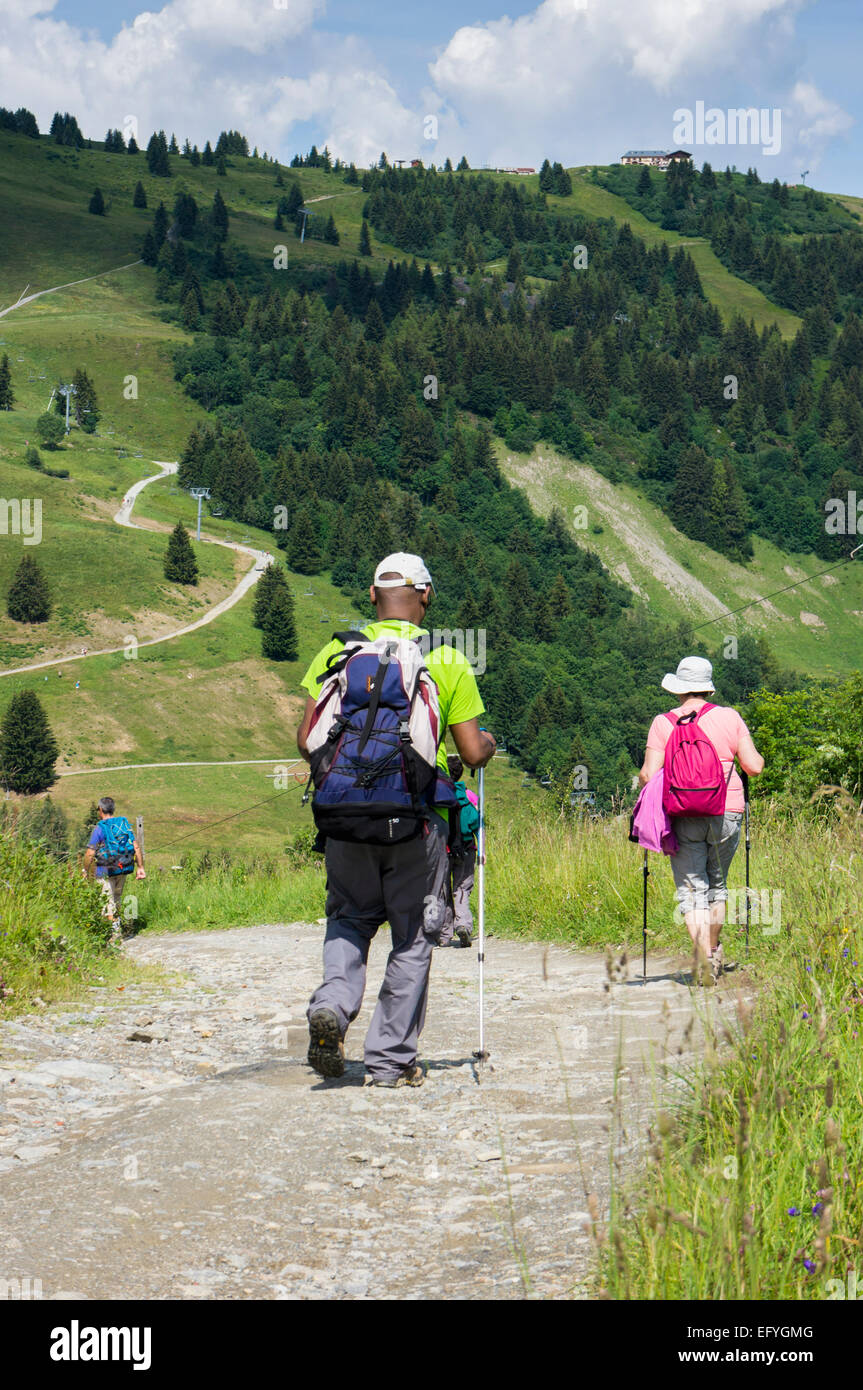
[456,927,473,949]
[710,944,724,983]
[307,1008,345,1079]
[364,1063,425,1089]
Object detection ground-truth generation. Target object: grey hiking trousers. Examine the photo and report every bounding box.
[307,813,450,1081]
[439,847,476,945]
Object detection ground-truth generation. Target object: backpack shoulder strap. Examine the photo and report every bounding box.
[693,701,716,720]
[318,631,367,682]
[663,711,679,726]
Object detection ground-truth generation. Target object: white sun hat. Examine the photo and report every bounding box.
[373,552,435,593]
[660,656,716,695]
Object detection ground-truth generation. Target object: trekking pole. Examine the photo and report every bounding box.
[741,770,751,956]
[642,848,649,985]
[473,763,489,1066]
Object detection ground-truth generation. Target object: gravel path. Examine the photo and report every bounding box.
[0,924,741,1301]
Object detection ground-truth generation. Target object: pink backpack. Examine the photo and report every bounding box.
[662,703,728,817]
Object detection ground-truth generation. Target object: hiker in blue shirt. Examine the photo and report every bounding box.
[439,754,481,949]
[82,796,146,940]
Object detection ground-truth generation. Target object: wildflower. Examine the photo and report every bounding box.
[787,1207,800,1216]
[802,1011,809,1020]
[812,1202,823,1215]
[803,1259,816,1273]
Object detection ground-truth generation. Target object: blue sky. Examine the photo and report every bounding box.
[9,0,862,192]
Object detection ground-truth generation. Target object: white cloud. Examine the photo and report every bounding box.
[426,0,852,176]
[0,0,853,179]
[790,79,854,159]
[0,0,337,152]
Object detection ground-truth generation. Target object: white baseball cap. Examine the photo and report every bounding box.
[373,552,435,593]
[661,656,716,695]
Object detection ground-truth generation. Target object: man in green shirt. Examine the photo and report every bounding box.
[297,551,495,1087]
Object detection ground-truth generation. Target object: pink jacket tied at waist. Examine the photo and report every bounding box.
[630,770,679,856]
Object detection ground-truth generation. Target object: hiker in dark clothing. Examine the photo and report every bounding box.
[297,552,495,1087]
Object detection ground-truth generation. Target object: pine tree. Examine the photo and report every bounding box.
[0,690,59,794]
[547,573,572,621]
[217,156,227,176]
[202,140,215,165]
[286,507,322,573]
[132,180,147,208]
[152,201,169,249]
[89,187,106,215]
[359,219,371,256]
[146,130,170,176]
[7,553,52,622]
[670,444,715,543]
[0,353,14,409]
[212,429,261,515]
[181,290,201,331]
[252,560,282,628]
[72,366,99,431]
[636,164,652,196]
[211,188,229,241]
[291,343,313,397]
[164,521,199,584]
[364,299,386,343]
[261,583,299,661]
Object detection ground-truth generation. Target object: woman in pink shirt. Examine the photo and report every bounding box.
[639,656,764,981]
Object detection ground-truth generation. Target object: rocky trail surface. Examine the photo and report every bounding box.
[0,924,744,1300]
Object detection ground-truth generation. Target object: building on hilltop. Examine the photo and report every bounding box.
[620,149,692,169]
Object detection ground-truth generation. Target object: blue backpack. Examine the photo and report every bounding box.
[95,816,136,877]
[303,630,455,845]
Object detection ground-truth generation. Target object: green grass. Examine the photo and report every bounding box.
[599,802,863,1300]
[498,439,863,676]
[0,831,137,1015]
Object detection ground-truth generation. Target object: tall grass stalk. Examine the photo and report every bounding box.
[600,805,862,1299]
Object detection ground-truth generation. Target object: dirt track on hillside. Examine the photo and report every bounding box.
[0,923,748,1300]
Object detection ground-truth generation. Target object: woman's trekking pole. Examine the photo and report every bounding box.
[642,848,649,984]
[473,763,489,1065]
[741,770,751,956]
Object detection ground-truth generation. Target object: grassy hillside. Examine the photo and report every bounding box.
[2,131,861,835]
[499,440,863,675]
